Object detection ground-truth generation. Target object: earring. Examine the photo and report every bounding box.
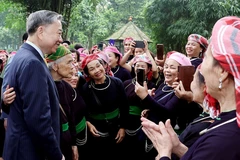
[218,78,222,89]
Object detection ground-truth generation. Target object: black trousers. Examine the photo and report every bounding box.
[0,118,5,157]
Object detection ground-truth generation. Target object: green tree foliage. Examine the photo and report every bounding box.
[68,0,149,49]
[2,0,240,53]
[69,0,109,49]
[0,0,26,50]
[145,0,240,54]
[7,0,100,39]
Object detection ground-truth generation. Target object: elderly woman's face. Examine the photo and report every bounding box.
[87,60,105,80]
[56,54,74,78]
[200,47,219,96]
[190,70,205,104]
[63,68,79,88]
[185,40,202,58]
[163,59,180,85]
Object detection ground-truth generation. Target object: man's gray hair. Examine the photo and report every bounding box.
[27,10,63,35]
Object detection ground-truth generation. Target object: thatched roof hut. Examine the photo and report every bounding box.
[105,16,152,53]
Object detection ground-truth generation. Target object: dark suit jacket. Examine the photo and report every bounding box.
[3,43,62,160]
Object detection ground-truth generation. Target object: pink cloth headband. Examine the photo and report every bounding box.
[132,55,152,66]
[104,46,122,58]
[168,51,191,66]
[97,52,110,64]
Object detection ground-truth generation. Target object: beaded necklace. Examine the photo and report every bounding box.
[90,76,111,91]
[161,84,173,93]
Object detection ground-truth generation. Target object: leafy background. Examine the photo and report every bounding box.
[0,0,240,54]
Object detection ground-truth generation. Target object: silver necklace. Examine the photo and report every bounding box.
[199,117,236,135]
[191,116,212,125]
[124,78,135,90]
[162,85,173,92]
[190,57,199,61]
[113,66,119,75]
[91,76,111,91]
[72,88,77,101]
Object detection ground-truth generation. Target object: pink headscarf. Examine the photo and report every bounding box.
[104,46,122,64]
[132,55,152,66]
[97,51,110,64]
[168,51,191,66]
[211,16,240,127]
[77,48,85,54]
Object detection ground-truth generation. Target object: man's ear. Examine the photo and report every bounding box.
[37,26,44,40]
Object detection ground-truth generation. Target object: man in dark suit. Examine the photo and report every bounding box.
[2,10,64,160]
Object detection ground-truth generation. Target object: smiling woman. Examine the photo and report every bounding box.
[140,16,240,160]
[80,54,129,160]
[185,34,208,69]
[134,51,192,159]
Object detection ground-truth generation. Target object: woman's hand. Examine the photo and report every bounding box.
[148,88,156,97]
[143,39,149,52]
[141,109,150,118]
[171,77,180,89]
[165,120,188,158]
[72,146,79,160]
[3,85,16,105]
[129,41,136,53]
[174,81,193,102]
[115,128,125,143]
[155,56,165,67]
[86,121,100,137]
[135,81,149,100]
[141,117,172,158]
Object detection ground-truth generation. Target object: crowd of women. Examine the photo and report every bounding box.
[0,15,240,160]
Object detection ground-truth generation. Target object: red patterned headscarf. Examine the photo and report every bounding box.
[211,16,240,127]
[203,93,220,118]
[123,37,134,44]
[81,53,99,71]
[81,53,101,82]
[188,34,208,54]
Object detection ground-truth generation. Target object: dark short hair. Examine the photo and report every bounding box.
[62,40,71,45]
[74,43,83,50]
[22,32,28,42]
[196,70,205,86]
[70,49,80,62]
